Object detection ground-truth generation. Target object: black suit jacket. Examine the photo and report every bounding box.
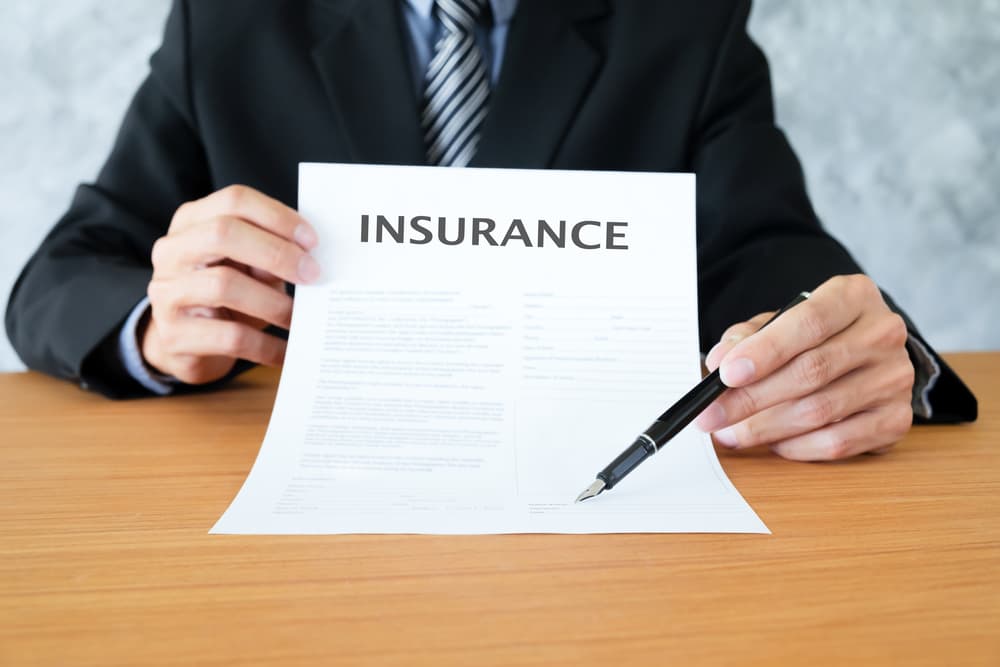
[5,0,977,420]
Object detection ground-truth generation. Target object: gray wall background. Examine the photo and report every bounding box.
[1,1,997,372]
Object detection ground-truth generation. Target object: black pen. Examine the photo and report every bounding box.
[575,291,811,503]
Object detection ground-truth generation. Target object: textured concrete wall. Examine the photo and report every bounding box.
[1,1,997,371]
[748,0,1000,353]
[1,2,172,371]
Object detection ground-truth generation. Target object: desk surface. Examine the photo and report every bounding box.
[1,353,997,666]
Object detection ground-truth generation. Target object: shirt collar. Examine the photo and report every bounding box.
[406,0,518,26]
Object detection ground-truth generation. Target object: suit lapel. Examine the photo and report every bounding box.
[307,0,610,168]
[471,0,609,168]
[309,0,427,165]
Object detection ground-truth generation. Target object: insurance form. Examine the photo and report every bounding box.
[211,164,769,534]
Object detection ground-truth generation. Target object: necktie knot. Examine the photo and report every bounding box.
[435,0,489,35]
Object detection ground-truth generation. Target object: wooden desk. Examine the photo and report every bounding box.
[1,354,997,666]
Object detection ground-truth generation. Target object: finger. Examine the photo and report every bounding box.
[211,259,286,289]
[705,312,774,371]
[182,305,224,319]
[708,359,914,449]
[158,317,287,368]
[247,266,285,289]
[697,328,868,432]
[718,275,877,388]
[153,216,320,285]
[768,401,913,461]
[170,185,318,250]
[153,266,294,330]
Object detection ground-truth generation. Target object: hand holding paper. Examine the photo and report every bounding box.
[143,186,320,384]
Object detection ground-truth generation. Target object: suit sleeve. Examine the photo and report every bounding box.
[5,0,213,398]
[691,0,975,423]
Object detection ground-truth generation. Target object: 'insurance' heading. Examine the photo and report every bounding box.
[360,215,629,250]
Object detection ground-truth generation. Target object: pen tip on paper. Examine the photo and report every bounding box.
[575,479,606,503]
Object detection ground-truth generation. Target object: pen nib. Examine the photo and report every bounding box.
[575,479,606,504]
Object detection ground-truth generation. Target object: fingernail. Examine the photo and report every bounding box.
[294,224,319,249]
[720,358,755,386]
[714,427,740,449]
[695,403,727,432]
[708,334,745,364]
[705,342,723,367]
[298,254,321,283]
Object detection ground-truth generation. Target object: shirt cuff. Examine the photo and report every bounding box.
[117,297,177,396]
[906,333,941,420]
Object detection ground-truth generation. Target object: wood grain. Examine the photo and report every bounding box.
[1,354,997,666]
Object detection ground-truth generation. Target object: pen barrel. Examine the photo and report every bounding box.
[646,369,728,442]
[597,437,657,490]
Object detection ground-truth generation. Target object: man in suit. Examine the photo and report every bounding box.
[6,0,976,460]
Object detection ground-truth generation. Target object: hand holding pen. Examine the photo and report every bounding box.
[578,275,917,501]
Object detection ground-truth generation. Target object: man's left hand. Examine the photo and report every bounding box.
[695,274,915,461]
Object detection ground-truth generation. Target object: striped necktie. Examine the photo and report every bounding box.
[422,0,491,167]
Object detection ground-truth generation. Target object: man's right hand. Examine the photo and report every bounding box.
[141,185,321,385]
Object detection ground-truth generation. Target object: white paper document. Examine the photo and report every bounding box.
[211,164,768,534]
